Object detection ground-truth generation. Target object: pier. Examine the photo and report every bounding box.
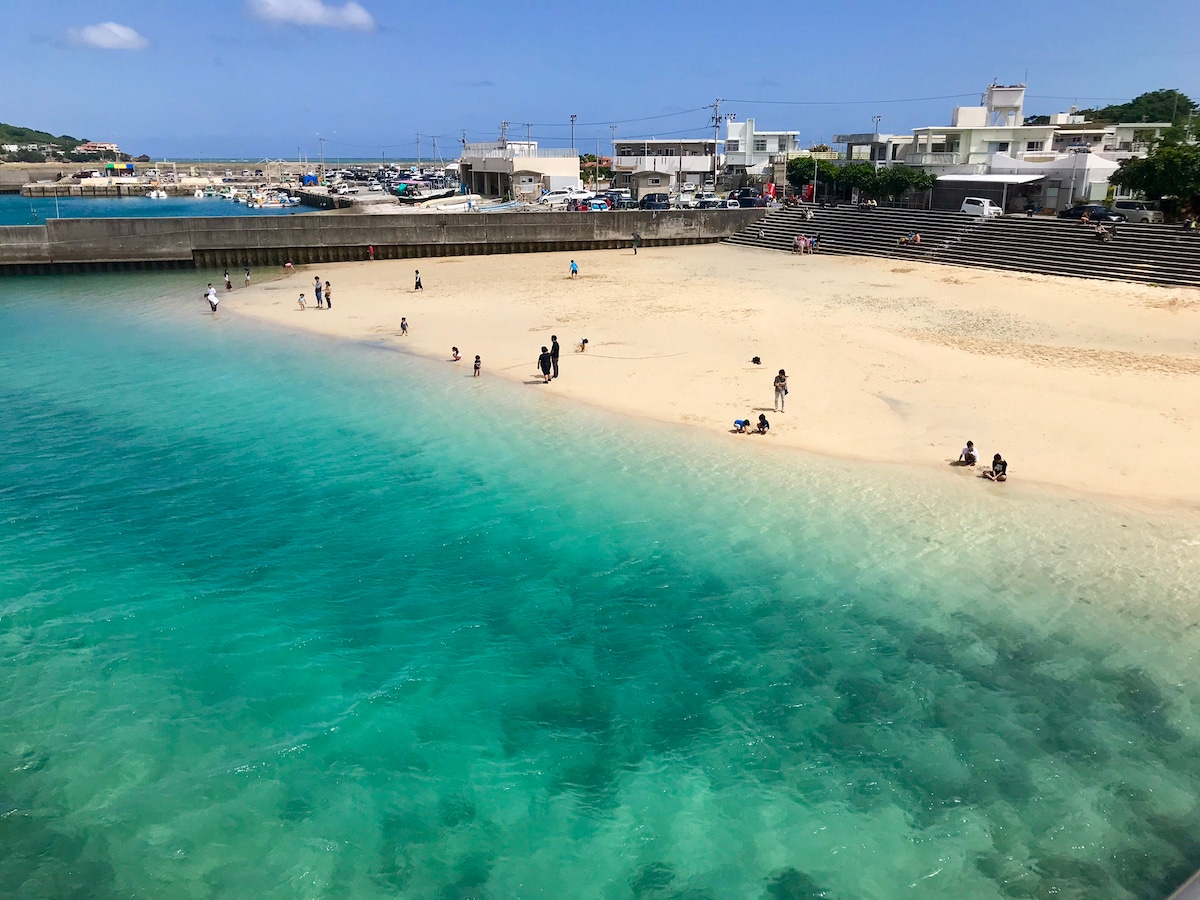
[0,209,767,275]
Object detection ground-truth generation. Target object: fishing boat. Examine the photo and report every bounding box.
[147,187,169,199]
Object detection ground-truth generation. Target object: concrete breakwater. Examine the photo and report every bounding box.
[0,209,767,274]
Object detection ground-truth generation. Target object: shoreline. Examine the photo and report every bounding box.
[223,244,1200,514]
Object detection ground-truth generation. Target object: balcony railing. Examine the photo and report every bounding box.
[902,152,963,166]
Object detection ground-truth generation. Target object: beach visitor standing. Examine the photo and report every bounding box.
[569,259,579,278]
[473,355,481,377]
[773,369,788,412]
[550,335,560,379]
[400,317,408,336]
[224,269,232,291]
[244,266,251,287]
[297,293,307,310]
[632,232,642,255]
[324,281,332,310]
[368,245,375,261]
[537,346,553,383]
[414,270,423,291]
[314,277,324,309]
[205,283,219,313]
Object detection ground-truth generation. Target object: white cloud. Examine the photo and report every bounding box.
[249,0,376,30]
[68,22,150,50]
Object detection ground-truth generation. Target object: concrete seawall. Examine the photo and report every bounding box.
[0,210,768,275]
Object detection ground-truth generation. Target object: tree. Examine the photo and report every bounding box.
[872,165,935,199]
[833,162,877,192]
[786,156,837,192]
[1111,143,1200,214]
[14,149,46,163]
[1082,89,1196,126]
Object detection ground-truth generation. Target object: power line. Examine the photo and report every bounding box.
[724,92,979,106]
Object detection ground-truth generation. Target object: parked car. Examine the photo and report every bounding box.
[722,198,741,209]
[697,198,723,209]
[614,198,640,210]
[731,188,766,208]
[639,193,671,210]
[587,198,610,211]
[1111,199,1163,224]
[1057,204,1127,224]
[537,188,573,206]
[675,193,698,209]
[961,197,1003,218]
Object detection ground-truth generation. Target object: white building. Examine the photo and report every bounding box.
[836,85,1169,211]
[723,118,799,172]
[74,141,121,154]
[610,139,719,197]
[458,141,581,198]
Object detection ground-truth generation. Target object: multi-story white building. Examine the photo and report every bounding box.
[609,139,720,197]
[74,141,122,154]
[835,85,1170,211]
[723,118,799,172]
[458,141,581,198]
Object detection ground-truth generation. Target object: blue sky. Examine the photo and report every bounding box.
[4,0,1199,159]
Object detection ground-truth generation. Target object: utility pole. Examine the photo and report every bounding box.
[708,98,733,190]
[499,121,509,146]
[525,123,532,144]
[317,134,325,184]
[570,114,577,151]
[416,133,421,168]
[595,137,600,191]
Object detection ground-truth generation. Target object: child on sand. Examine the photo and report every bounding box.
[297,293,306,310]
[756,414,770,434]
[400,317,408,335]
[577,338,588,352]
[473,355,481,377]
[570,259,579,278]
[733,418,752,433]
[452,347,461,361]
[985,453,1008,482]
[959,441,977,465]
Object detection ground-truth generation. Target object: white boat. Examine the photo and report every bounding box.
[147,188,169,199]
[194,189,205,198]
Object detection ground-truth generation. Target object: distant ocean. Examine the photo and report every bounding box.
[0,195,313,227]
[3,273,1200,898]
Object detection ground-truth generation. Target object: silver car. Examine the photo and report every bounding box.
[1112,200,1164,224]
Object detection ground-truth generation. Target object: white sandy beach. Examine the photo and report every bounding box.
[229,244,1200,508]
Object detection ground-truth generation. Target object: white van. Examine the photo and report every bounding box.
[961,197,1003,218]
[1112,199,1164,224]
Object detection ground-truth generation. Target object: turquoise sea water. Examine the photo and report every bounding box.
[0,194,311,226]
[3,274,1200,899]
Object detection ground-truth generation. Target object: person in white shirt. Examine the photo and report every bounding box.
[958,440,977,466]
[205,284,219,312]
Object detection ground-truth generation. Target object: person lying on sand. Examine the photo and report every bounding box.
[984,453,1007,482]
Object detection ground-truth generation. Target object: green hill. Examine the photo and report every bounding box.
[0,122,84,151]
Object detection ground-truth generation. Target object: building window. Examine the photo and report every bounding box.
[753,139,768,152]
[1026,140,1043,152]
[726,140,739,152]
[986,141,1010,154]
[776,137,788,151]
[648,177,661,185]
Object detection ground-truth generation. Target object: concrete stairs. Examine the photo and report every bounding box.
[726,207,1200,288]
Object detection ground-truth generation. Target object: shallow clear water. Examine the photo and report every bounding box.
[0,194,311,226]
[2,274,1200,899]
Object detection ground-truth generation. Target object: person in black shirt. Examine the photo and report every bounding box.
[756,414,770,434]
[985,453,1007,482]
[537,346,553,383]
[550,335,560,378]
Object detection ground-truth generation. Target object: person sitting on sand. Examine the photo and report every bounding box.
[297,293,306,310]
[577,338,588,352]
[734,418,752,433]
[452,347,461,361]
[959,441,977,466]
[985,453,1008,482]
[756,414,770,434]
